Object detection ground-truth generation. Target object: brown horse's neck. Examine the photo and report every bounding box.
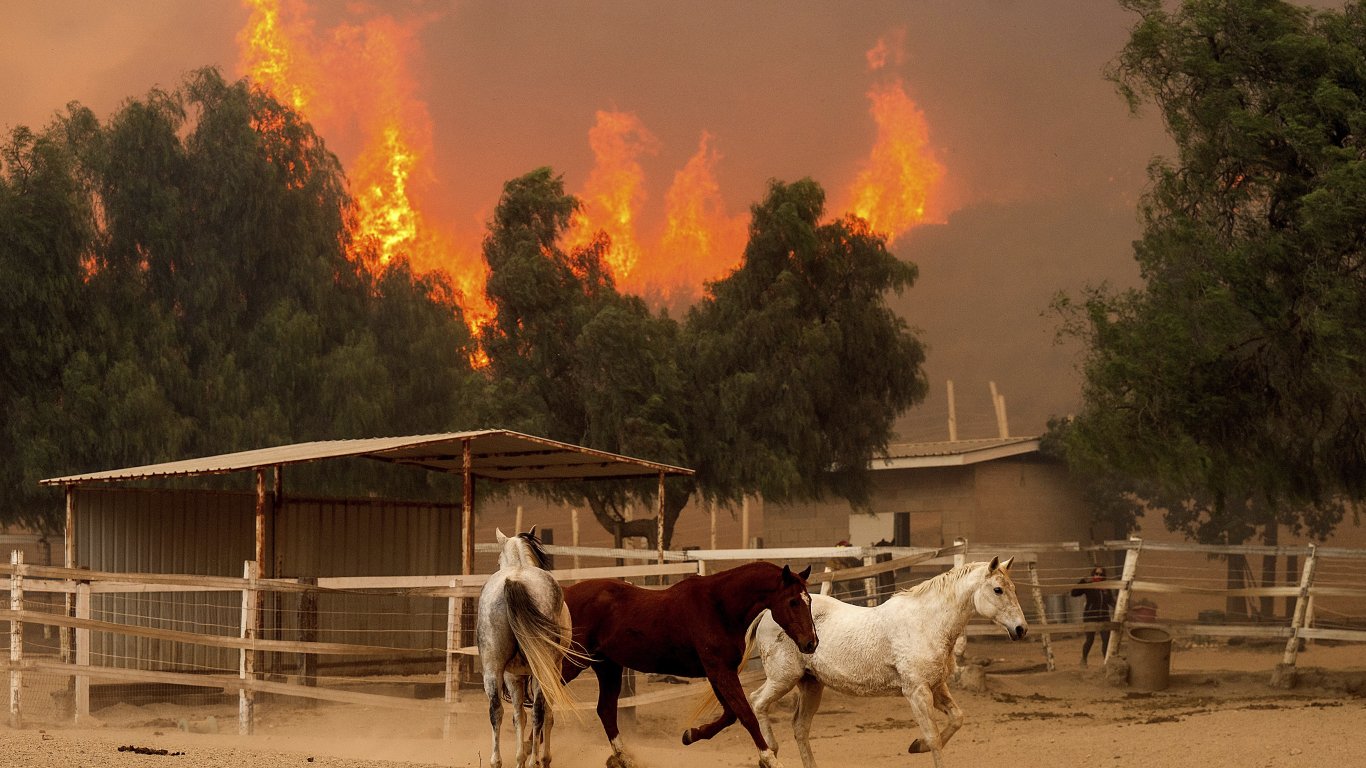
[708,562,782,630]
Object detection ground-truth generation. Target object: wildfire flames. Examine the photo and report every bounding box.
[239,5,945,325]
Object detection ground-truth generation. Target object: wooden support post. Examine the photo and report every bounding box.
[239,559,260,736]
[444,578,460,738]
[61,486,75,666]
[459,439,476,685]
[1104,538,1142,664]
[862,556,878,607]
[1028,561,1055,671]
[989,381,1007,438]
[74,581,90,723]
[515,505,524,535]
[709,500,718,550]
[571,509,582,571]
[741,496,751,549]
[946,380,957,442]
[297,577,318,690]
[820,566,833,596]
[61,486,76,714]
[953,538,967,660]
[9,550,23,729]
[1272,545,1318,688]
[656,472,666,565]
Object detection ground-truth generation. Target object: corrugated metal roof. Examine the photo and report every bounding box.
[874,436,1041,469]
[40,429,694,486]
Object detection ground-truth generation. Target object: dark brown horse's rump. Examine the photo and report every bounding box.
[565,576,712,676]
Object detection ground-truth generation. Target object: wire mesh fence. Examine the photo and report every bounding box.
[3,538,1365,731]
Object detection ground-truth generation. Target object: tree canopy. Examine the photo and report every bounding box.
[1055,0,1366,543]
[0,68,483,529]
[2,69,929,545]
[478,172,929,548]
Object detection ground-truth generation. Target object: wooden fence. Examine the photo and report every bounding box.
[2,537,1364,733]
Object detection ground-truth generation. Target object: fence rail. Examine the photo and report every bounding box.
[4,538,1365,734]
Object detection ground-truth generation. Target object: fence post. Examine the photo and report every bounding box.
[1027,561,1055,671]
[1104,537,1142,671]
[74,580,91,723]
[9,550,22,729]
[862,556,878,607]
[239,560,259,736]
[444,578,459,739]
[819,566,833,596]
[952,538,967,663]
[297,577,318,692]
[1271,544,1318,689]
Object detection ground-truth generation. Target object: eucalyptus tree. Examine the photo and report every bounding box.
[1056,0,1366,545]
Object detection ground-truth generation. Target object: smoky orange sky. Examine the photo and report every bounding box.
[3,1,1176,443]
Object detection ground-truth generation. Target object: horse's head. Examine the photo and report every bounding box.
[767,564,818,654]
[973,556,1028,641]
[495,526,551,570]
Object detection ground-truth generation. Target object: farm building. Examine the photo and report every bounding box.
[758,436,1103,550]
[32,430,691,677]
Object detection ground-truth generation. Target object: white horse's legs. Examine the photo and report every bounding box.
[790,676,824,768]
[484,672,506,768]
[904,682,946,768]
[931,682,964,748]
[506,674,530,768]
[750,640,806,757]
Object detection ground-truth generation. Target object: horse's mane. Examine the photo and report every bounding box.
[897,561,986,600]
[516,531,552,570]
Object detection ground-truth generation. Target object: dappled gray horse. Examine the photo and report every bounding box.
[476,528,579,768]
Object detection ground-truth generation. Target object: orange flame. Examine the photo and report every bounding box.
[565,111,659,280]
[240,5,945,332]
[238,0,493,339]
[239,0,312,113]
[654,132,746,293]
[845,32,945,244]
[846,79,945,243]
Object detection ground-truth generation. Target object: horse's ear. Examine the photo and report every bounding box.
[1000,556,1014,571]
[496,528,508,545]
[782,564,794,582]
[527,524,538,539]
[988,556,1000,573]
[799,565,812,581]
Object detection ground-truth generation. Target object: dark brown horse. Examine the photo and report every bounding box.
[563,562,818,768]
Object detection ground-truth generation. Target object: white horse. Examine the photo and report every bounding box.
[476,527,581,768]
[749,557,1028,768]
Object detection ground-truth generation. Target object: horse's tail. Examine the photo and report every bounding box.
[686,609,767,725]
[504,579,588,721]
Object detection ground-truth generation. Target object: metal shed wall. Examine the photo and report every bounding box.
[75,487,459,674]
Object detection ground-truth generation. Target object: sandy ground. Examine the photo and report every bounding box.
[2,636,1364,768]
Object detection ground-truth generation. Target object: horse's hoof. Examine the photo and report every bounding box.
[908,738,924,754]
[681,729,694,746]
[605,755,627,768]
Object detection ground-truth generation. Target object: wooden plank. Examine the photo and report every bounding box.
[11,660,448,714]
[0,609,439,657]
[805,548,952,584]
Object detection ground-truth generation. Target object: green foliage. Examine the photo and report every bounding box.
[2,73,929,543]
[0,68,481,529]
[684,179,928,508]
[1057,0,1366,543]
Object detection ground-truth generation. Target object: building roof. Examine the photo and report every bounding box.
[873,436,1041,470]
[39,430,694,486]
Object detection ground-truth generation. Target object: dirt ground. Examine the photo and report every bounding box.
[3,636,1364,768]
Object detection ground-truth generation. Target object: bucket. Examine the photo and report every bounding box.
[1126,626,1172,691]
[1044,593,1069,623]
